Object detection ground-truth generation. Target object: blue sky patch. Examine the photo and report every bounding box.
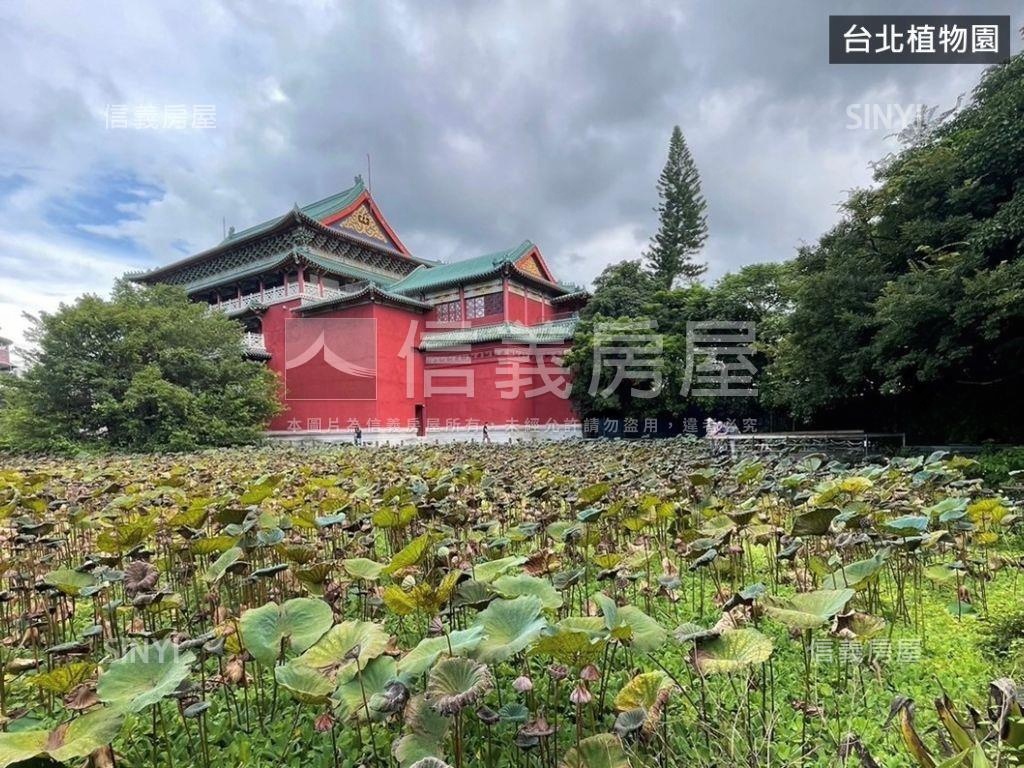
[42,170,164,256]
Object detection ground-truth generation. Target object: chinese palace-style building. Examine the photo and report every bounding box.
[131,176,587,442]
[0,336,12,374]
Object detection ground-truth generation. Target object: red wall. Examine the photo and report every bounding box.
[266,301,424,431]
[262,293,576,433]
[422,342,576,428]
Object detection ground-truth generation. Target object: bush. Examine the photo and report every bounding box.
[973,447,1024,488]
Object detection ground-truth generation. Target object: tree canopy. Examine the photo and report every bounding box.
[645,125,708,289]
[571,48,1024,442]
[767,50,1024,440]
[0,281,281,453]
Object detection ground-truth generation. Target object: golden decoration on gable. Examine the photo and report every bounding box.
[339,204,388,243]
[516,254,543,278]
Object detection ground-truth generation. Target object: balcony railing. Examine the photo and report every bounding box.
[214,283,353,314]
[242,332,269,356]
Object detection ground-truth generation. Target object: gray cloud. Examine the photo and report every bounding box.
[0,0,1019,350]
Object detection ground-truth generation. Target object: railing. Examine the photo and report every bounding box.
[550,311,580,322]
[242,333,268,355]
[214,283,353,313]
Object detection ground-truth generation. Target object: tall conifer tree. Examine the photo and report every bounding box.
[645,125,708,288]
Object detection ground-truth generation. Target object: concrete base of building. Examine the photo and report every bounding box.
[266,423,582,446]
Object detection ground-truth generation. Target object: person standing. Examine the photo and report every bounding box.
[353,424,362,446]
[482,423,491,444]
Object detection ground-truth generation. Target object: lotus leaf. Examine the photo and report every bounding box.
[693,628,774,674]
[97,640,195,712]
[472,596,548,663]
[762,589,855,630]
[238,597,333,667]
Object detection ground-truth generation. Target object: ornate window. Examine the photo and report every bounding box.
[466,292,503,319]
[436,300,462,322]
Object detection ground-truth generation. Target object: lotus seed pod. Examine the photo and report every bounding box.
[513,675,534,692]
[569,683,592,705]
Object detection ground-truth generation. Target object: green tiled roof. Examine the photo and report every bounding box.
[181,247,400,294]
[392,240,537,295]
[298,284,432,314]
[419,317,579,351]
[220,177,365,246]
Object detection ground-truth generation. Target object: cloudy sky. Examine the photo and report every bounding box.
[0,0,1019,352]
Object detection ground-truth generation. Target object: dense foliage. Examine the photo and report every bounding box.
[567,262,791,425]
[0,282,280,453]
[0,440,1020,767]
[770,52,1024,440]
[571,50,1024,442]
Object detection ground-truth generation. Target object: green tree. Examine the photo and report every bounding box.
[0,281,281,453]
[645,125,708,289]
[567,262,790,422]
[580,260,659,321]
[768,49,1024,440]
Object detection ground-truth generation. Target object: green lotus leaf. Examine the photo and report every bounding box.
[578,482,611,506]
[821,550,889,591]
[239,597,333,667]
[0,706,125,767]
[240,474,282,505]
[385,533,438,575]
[473,556,528,584]
[592,592,619,630]
[472,596,548,663]
[294,619,389,676]
[382,585,420,616]
[613,708,647,739]
[394,694,449,768]
[926,497,968,521]
[294,562,333,595]
[42,568,96,596]
[924,564,957,584]
[555,616,609,640]
[343,557,386,581]
[674,622,719,644]
[693,628,774,675]
[492,574,563,610]
[885,515,930,535]
[397,627,484,679]
[29,661,96,695]
[97,640,195,712]
[763,589,855,630]
[275,662,334,705]
[614,671,670,711]
[190,535,238,555]
[373,503,419,529]
[425,656,493,715]
[336,655,398,721]
[531,627,607,663]
[561,733,631,768]
[791,507,840,536]
[613,605,668,653]
[203,546,243,584]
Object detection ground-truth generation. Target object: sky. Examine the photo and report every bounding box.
[0,0,1019,356]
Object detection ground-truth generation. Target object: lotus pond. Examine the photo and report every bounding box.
[0,440,1021,768]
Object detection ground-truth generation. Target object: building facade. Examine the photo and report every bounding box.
[0,336,11,374]
[131,177,587,442]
